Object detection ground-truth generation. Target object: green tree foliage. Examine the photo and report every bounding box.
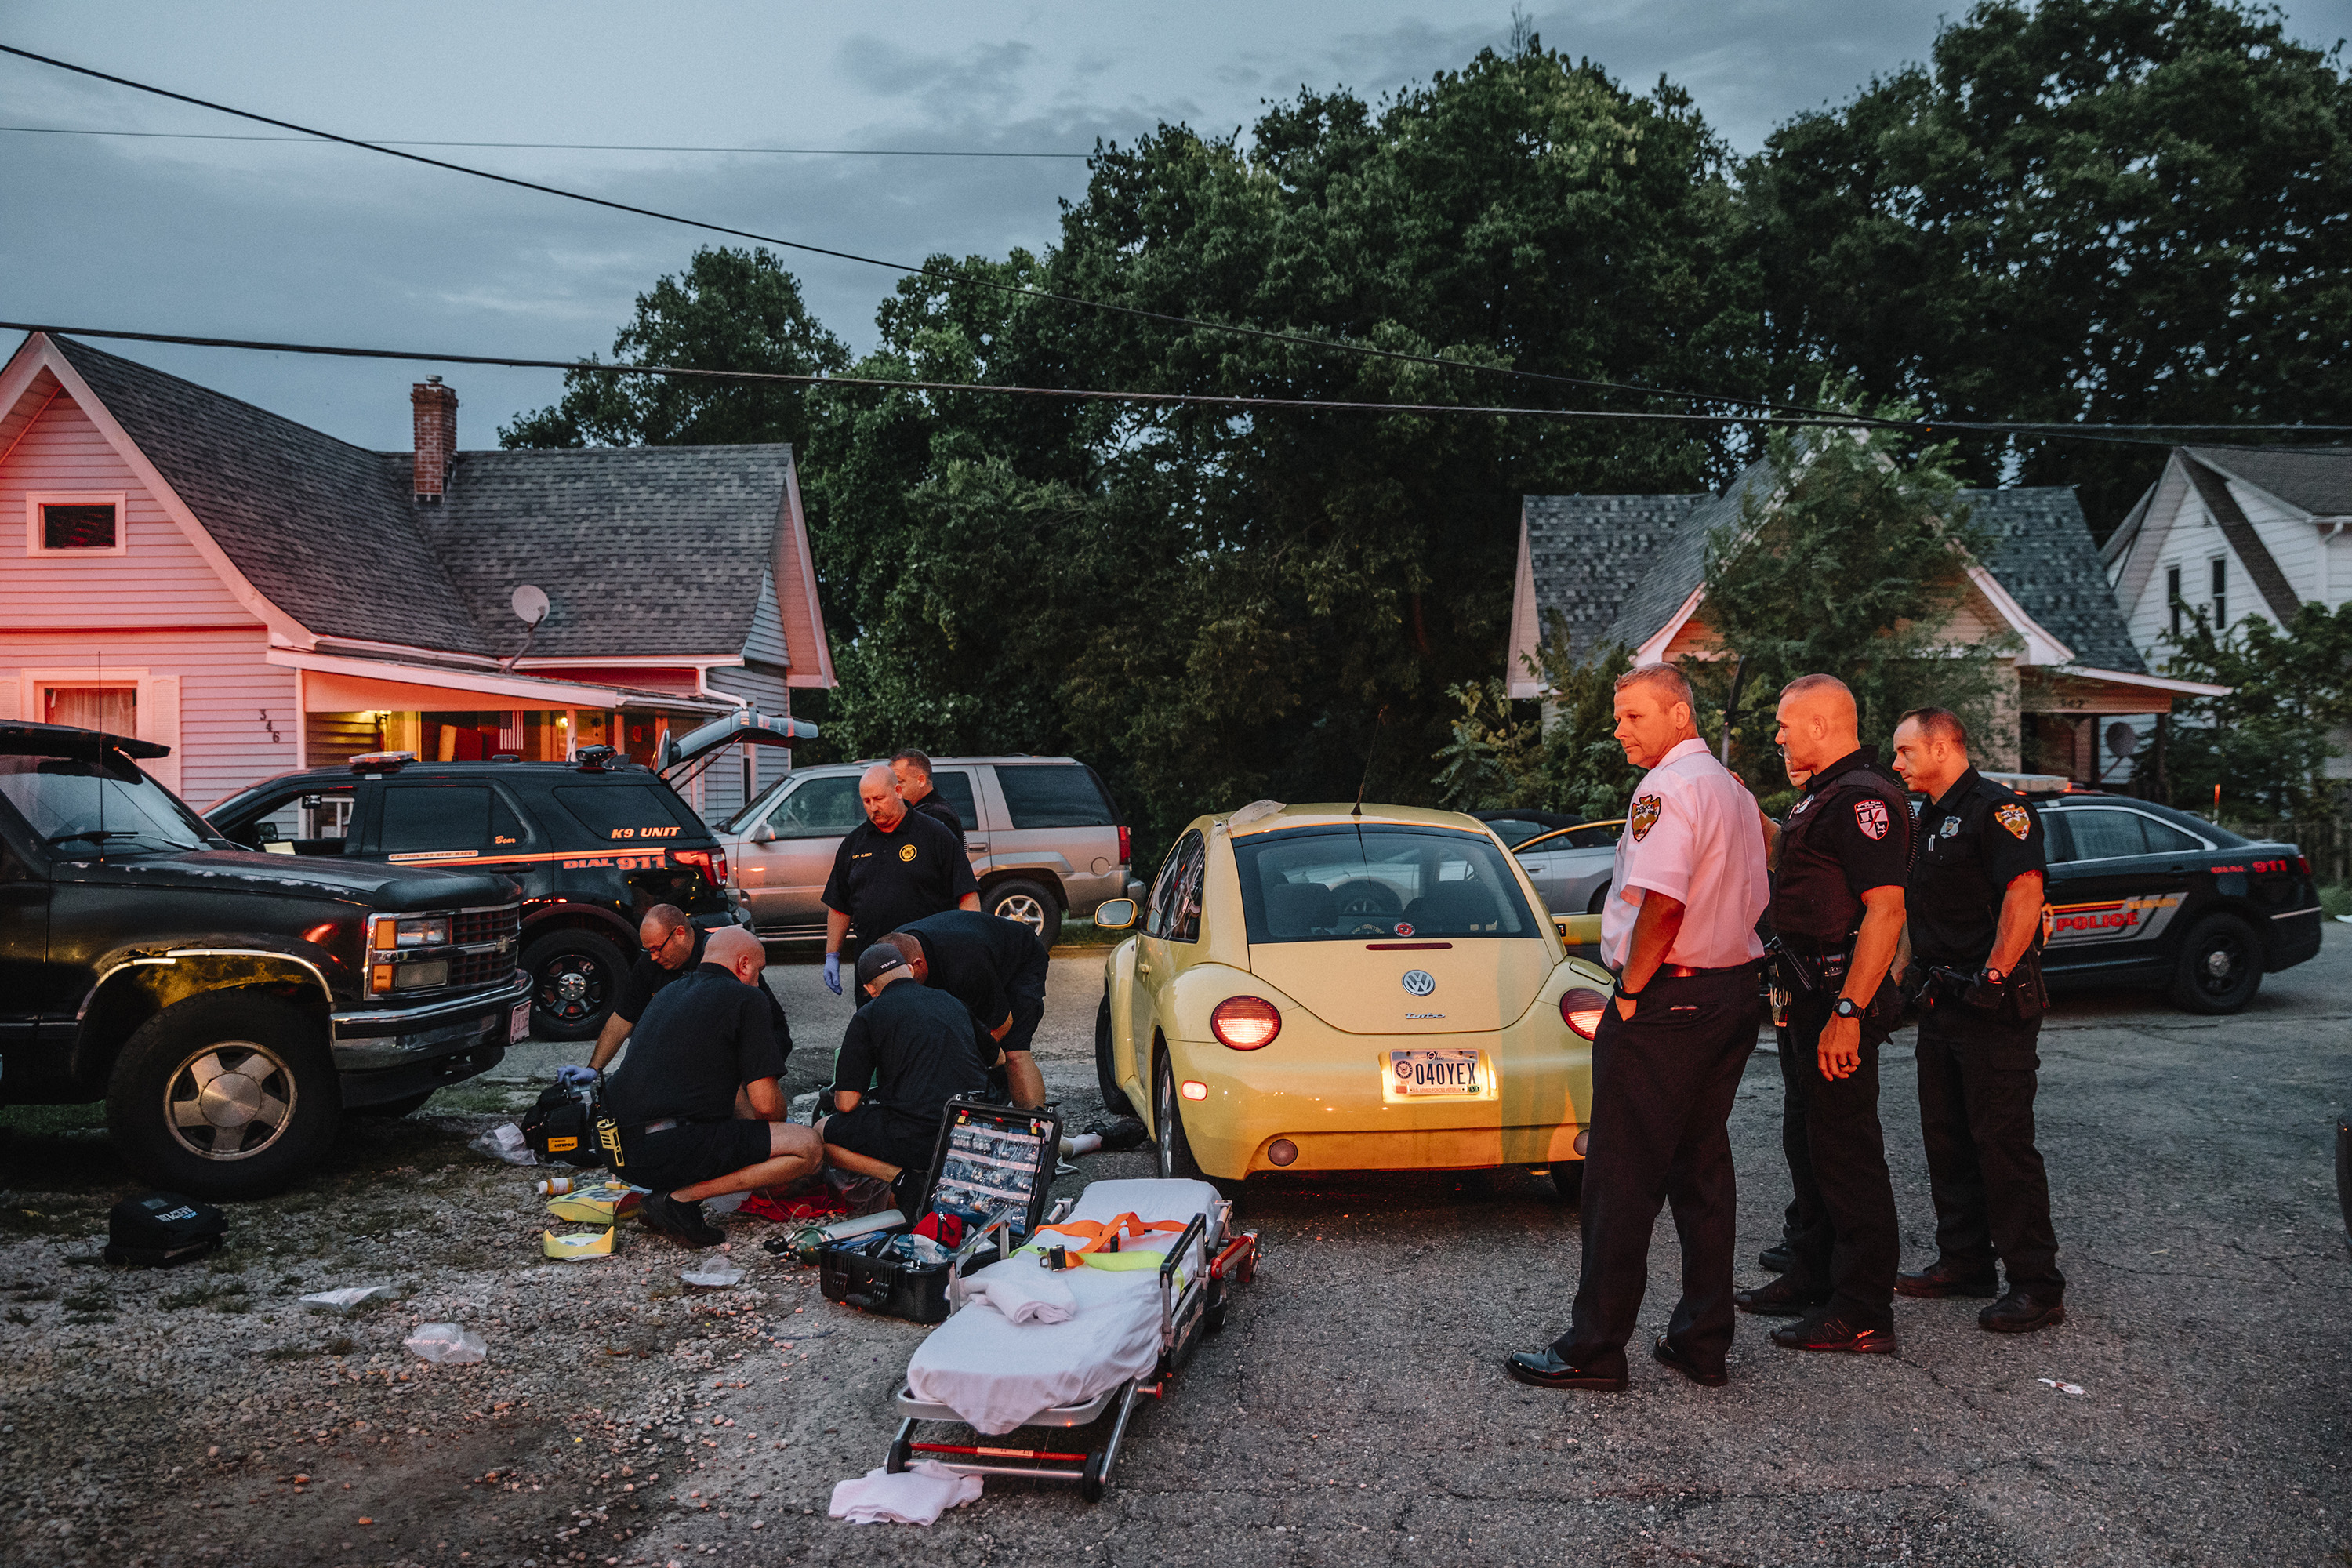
[1699,416,2012,800]
[1745,0,2352,532]
[499,247,848,451]
[1432,625,1639,820]
[2155,601,2352,820]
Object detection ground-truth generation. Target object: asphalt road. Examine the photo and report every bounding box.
[1,929,2344,1567]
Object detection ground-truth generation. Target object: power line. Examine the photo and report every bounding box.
[0,41,1865,426]
[0,123,1094,158]
[15,320,2347,444]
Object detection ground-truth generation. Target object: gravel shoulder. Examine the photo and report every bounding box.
[2,935,2347,1567]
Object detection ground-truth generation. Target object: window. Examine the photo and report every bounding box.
[2166,564,2182,637]
[2058,809,2147,862]
[553,783,689,843]
[380,785,496,855]
[762,775,864,839]
[1483,817,1558,848]
[996,764,1115,829]
[2140,818,2205,855]
[2211,557,2227,629]
[24,493,128,556]
[0,754,209,856]
[235,786,355,855]
[927,769,980,830]
[1232,825,1539,942]
[1145,830,1207,942]
[42,686,134,734]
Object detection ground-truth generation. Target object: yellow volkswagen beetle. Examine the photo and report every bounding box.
[1092,801,1613,1198]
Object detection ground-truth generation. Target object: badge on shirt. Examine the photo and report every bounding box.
[1940,816,1962,838]
[898,843,918,862]
[1995,803,2031,840]
[1629,794,1662,842]
[1853,799,1890,840]
[1791,796,1815,815]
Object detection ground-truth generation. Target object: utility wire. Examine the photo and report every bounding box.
[0,42,1871,425]
[13,320,2347,444]
[0,124,1095,158]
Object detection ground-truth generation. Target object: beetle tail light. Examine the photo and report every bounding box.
[1210,996,1281,1050]
[1560,986,1608,1040]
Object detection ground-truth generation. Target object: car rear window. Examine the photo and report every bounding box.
[1483,817,1556,848]
[379,783,532,855]
[552,782,701,844]
[996,764,1114,829]
[1233,825,1539,942]
[764,775,865,838]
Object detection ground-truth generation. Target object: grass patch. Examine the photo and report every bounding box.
[1053,921,1127,950]
[0,1104,107,1137]
[2319,883,2352,919]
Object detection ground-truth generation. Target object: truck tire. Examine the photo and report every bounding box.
[986,879,1063,949]
[524,928,627,1040]
[1095,993,1136,1116]
[2168,912,2263,1014]
[106,993,342,1201]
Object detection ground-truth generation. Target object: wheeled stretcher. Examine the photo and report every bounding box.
[884,1177,1259,1502]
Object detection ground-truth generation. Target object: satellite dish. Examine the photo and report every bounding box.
[2105,720,2138,759]
[510,585,550,627]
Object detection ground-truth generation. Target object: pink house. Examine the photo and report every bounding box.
[0,332,834,821]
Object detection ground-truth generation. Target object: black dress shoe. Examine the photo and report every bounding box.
[1652,1337,1728,1387]
[1979,1290,2066,1334]
[1733,1276,1829,1317]
[1757,1242,1792,1273]
[1769,1313,1899,1354]
[1502,1348,1626,1391]
[638,1192,725,1248]
[1895,1260,2001,1299]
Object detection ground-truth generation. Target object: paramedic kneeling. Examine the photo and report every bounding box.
[819,938,992,1213]
[603,926,821,1247]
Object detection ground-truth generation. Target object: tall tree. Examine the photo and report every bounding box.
[1746,0,2352,534]
[2154,601,2352,820]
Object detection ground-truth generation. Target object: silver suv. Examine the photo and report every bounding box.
[715,757,1141,948]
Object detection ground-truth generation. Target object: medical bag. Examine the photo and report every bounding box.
[819,1099,1062,1324]
[104,1192,227,1267]
[520,1083,608,1169]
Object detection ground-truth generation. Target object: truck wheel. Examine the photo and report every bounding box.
[986,879,1062,949]
[524,929,626,1040]
[1095,993,1136,1116]
[2169,913,2262,1014]
[106,993,342,1201]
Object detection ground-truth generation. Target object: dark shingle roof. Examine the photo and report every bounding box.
[1523,492,1705,663]
[1966,489,2144,673]
[53,335,789,661]
[1598,459,1780,652]
[2186,445,2352,517]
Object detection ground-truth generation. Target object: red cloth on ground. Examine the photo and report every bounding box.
[738,1192,849,1224]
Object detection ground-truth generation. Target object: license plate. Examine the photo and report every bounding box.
[1387,1048,1482,1096]
[509,1000,533,1044]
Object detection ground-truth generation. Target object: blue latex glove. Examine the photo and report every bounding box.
[555,1064,599,1089]
[822,953,843,996]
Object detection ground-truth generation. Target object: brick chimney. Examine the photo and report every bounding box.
[411,376,458,502]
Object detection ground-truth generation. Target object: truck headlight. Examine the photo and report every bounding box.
[389,960,451,992]
[370,916,450,950]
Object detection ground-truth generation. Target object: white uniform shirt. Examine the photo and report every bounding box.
[1599,736,1770,972]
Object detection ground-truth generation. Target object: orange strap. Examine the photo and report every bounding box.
[1032,1212,1188,1257]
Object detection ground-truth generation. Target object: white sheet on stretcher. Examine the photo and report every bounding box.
[905,1178,1221,1436]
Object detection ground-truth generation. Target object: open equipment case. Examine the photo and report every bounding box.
[818,1099,1063,1324]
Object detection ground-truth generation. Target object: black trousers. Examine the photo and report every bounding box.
[1556,965,1760,1379]
[1915,1009,2064,1296]
[1775,985,1900,1329]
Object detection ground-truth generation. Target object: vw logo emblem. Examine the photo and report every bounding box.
[1401,969,1436,997]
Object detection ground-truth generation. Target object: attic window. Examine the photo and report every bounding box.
[26,493,129,557]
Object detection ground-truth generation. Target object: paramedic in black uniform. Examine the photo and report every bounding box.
[818,935,993,1211]
[896,907,1051,1109]
[1735,673,1909,1355]
[1889,706,2067,1333]
[821,764,978,999]
[891,749,966,844]
[581,904,793,1076]
[604,927,821,1247]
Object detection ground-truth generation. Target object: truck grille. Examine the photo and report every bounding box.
[453,906,522,949]
[447,945,517,989]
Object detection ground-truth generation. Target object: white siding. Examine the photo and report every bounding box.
[742,572,789,670]
[702,663,792,826]
[0,628,296,808]
[2228,477,2314,620]
[0,392,255,628]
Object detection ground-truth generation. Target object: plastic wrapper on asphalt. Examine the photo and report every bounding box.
[405,1323,487,1365]
[299,1285,394,1315]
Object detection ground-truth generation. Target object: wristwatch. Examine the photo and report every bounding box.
[1981,965,2006,987]
[1833,996,1861,1020]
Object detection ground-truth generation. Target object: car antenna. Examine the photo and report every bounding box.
[1352,706,1388,821]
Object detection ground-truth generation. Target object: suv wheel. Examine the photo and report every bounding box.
[106,994,341,1200]
[2169,912,2262,1014]
[988,879,1063,949]
[1095,993,1136,1116]
[524,929,627,1040]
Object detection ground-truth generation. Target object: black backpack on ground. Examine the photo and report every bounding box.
[520,1083,609,1169]
[105,1192,227,1267]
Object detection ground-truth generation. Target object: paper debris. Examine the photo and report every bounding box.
[543,1229,616,1261]
[2038,1377,2085,1396]
[470,1123,538,1166]
[299,1286,394,1315]
[681,1261,746,1290]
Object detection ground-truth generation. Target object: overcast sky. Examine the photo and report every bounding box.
[5,0,2349,451]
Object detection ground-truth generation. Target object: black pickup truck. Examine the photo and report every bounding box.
[0,722,530,1199]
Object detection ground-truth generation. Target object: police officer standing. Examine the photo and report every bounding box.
[822,764,978,999]
[891,750,966,844]
[1889,706,2066,1333]
[1737,674,1908,1355]
[1506,662,1769,1391]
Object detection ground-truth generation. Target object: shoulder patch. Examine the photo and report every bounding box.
[1629,794,1663,842]
[1853,799,1891,840]
[1994,803,2031,840]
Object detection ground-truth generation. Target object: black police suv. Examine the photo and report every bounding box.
[206,713,800,1042]
[2036,794,2323,1014]
[2,721,529,1200]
